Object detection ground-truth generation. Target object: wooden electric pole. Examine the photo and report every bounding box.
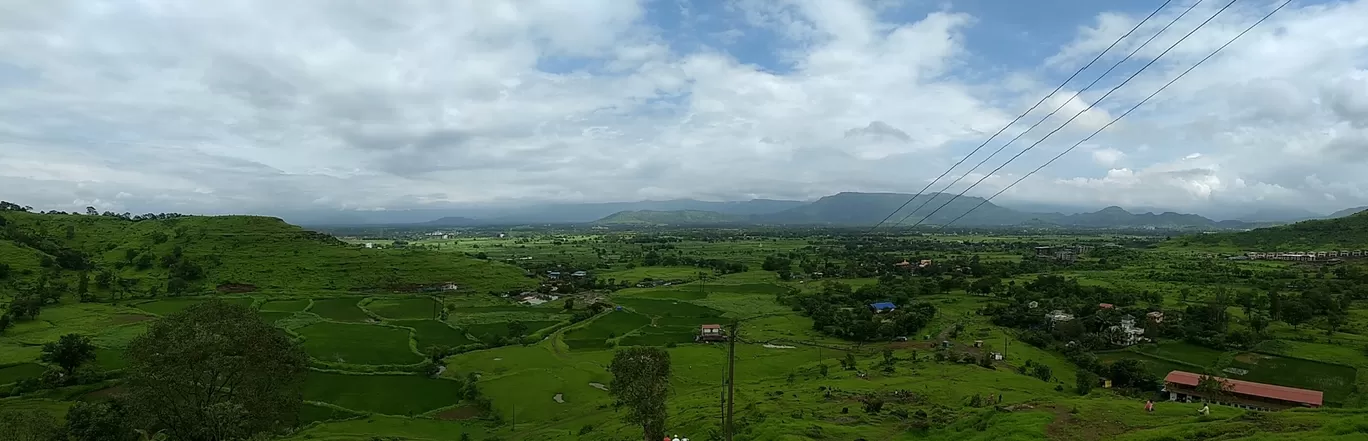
[725,320,738,441]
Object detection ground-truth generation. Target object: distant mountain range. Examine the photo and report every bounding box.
[286,192,1368,229]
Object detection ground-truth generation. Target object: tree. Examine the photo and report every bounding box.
[86,206,99,216]
[608,347,671,441]
[1076,370,1097,395]
[124,300,308,441]
[507,320,528,338]
[1280,300,1313,330]
[66,401,136,441]
[563,298,575,311]
[40,333,97,376]
[0,409,64,441]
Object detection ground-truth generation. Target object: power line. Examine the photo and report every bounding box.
[941,0,1292,229]
[903,0,1242,230]
[862,0,1177,233]
[887,0,1202,230]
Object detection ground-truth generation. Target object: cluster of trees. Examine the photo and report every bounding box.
[641,249,747,274]
[782,278,938,341]
[0,201,186,222]
[1,301,310,441]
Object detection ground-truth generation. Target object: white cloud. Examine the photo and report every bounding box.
[0,0,1365,219]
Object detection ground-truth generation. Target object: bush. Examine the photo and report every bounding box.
[1032,364,1053,382]
[1076,370,1098,395]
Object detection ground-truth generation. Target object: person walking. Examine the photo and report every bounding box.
[1145,399,1154,413]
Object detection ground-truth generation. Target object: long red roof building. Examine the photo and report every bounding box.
[1163,370,1323,410]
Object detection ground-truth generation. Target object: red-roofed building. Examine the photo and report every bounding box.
[1163,370,1323,410]
[697,324,726,342]
[1098,303,1115,309]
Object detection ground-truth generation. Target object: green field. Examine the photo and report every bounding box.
[0,363,46,385]
[562,311,651,349]
[309,298,372,322]
[465,320,562,343]
[366,297,440,320]
[261,299,312,312]
[303,372,467,415]
[296,322,422,365]
[11,210,1368,440]
[136,297,254,316]
[394,320,478,348]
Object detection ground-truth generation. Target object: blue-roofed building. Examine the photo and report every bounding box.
[869,302,897,313]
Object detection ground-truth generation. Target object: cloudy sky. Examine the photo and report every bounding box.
[1,0,1366,218]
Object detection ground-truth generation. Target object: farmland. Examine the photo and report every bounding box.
[6,213,1368,440]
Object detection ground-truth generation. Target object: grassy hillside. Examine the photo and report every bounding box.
[0,210,533,296]
[593,210,742,225]
[1181,211,1368,250]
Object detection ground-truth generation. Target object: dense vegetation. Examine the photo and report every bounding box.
[7,204,1368,440]
[1184,210,1368,250]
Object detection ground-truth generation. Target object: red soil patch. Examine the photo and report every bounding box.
[216,283,258,293]
[435,405,482,420]
[108,314,154,325]
[80,385,127,401]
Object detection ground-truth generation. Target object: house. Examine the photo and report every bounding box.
[869,302,897,313]
[1109,315,1146,346]
[571,271,588,277]
[1098,303,1115,309]
[364,243,374,249]
[441,283,459,291]
[547,271,561,279]
[1163,371,1323,410]
[1046,310,1075,322]
[697,324,727,342]
[918,259,932,268]
[894,260,912,269]
[1147,311,1165,323]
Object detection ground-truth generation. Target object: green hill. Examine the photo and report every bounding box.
[593,210,742,225]
[1182,210,1368,250]
[0,209,533,296]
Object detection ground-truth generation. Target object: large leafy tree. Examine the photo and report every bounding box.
[609,347,672,441]
[40,333,96,376]
[65,401,136,441]
[124,300,308,441]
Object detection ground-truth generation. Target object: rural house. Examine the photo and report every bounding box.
[869,302,897,313]
[697,324,726,342]
[1108,315,1146,346]
[1163,371,1323,410]
[1046,310,1074,322]
[571,270,588,277]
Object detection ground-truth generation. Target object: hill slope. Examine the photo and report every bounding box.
[0,210,533,295]
[593,210,743,225]
[1183,211,1368,250]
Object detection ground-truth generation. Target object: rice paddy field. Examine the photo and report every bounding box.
[7,227,1368,441]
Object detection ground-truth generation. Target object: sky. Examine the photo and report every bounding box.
[1,0,1366,219]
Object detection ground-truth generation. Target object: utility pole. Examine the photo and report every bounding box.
[725,320,738,441]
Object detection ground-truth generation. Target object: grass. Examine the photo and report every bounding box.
[260,299,312,312]
[299,403,362,424]
[257,310,296,325]
[303,372,467,415]
[394,320,477,348]
[366,297,439,320]
[134,297,254,316]
[309,298,371,322]
[296,322,422,365]
[612,297,723,318]
[93,347,128,371]
[562,311,650,350]
[465,320,561,343]
[0,363,46,385]
[0,212,535,295]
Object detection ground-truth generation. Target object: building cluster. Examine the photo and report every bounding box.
[1238,250,1367,261]
[1033,245,1092,262]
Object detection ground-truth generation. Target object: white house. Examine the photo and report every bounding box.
[1046,310,1074,322]
[364,243,374,249]
[1109,315,1146,346]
